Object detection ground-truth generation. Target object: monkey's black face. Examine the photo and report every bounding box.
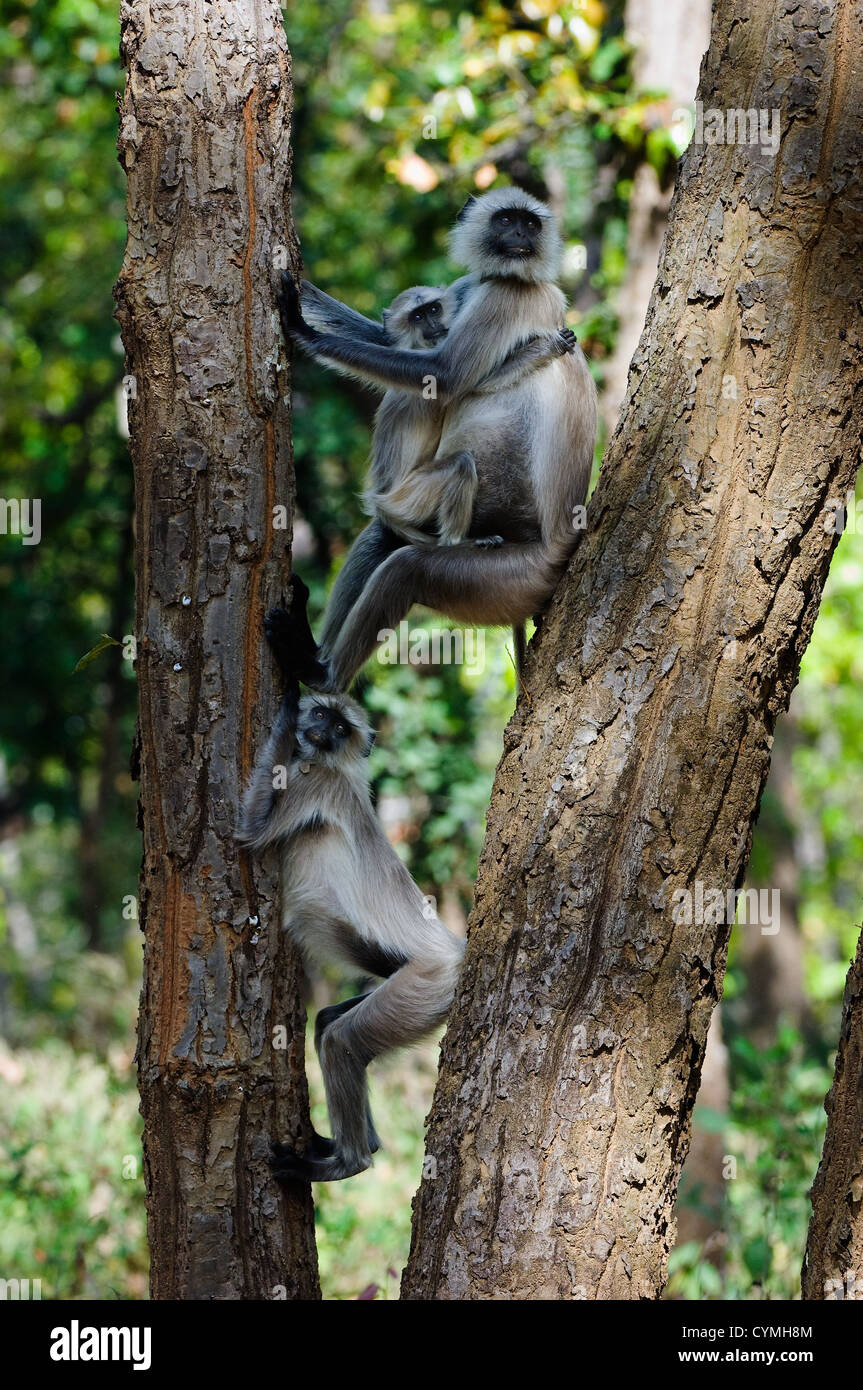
[409,299,446,344]
[303,704,351,754]
[488,207,542,262]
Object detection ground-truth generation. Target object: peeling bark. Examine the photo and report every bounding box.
[403,0,863,1300]
[803,931,863,1300]
[115,0,319,1299]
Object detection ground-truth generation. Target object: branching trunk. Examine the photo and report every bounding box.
[115,0,319,1299]
[403,0,863,1300]
[803,930,863,1300]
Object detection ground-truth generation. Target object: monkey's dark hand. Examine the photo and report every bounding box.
[264,575,329,689]
[555,328,578,355]
[277,271,313,342]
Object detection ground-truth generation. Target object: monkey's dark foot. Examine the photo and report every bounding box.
[269,1141,371,1184]
[556,327,577,355]
[475,535,504,548]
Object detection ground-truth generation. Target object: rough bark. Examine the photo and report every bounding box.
[802,930,863,1300]
[403,0,863,1300]
[115,0,319,1299]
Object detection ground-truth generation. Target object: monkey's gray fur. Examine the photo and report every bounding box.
[301,275,573,675]
[282,186,597,693]
[238,589,464,1182]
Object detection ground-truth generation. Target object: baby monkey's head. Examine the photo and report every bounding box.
[297,692,375,766]
[382,285,454,349]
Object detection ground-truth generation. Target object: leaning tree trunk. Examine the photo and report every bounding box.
[403,0,863,1300]
[802,930,863,1300]
[115,0,319,1299]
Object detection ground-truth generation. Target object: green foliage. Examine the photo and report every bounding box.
[309,1021,441,1299]
[0,0,131,759]
[668,1028,832,1301]
[0,1039,146,1300]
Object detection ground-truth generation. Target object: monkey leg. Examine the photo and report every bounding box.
[312,994,380,1157]
[270,994,376,1182]
[270,949,462,1183]
[374,450,477,546]
[436,451,479,544]
[325,539,566,691]
[317,519,406,676]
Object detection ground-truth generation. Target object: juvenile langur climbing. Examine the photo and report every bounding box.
[281,186,597,692]
[238,577,464,1182]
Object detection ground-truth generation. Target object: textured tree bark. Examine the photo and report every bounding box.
[802,931,863,1300]
[403,0,863,1300]
[115,0,319,1299]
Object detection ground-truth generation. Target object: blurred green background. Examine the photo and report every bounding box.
[0,0,860,1300]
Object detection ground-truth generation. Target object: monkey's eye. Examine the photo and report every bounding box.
[334,723,346,737]
[411,311,423,322]
[500,215,511,225]
[526,217,540,233]
[313,708,325,720]
[428,303,440,314]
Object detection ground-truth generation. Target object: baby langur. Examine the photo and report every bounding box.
[364,284,487,548]
[366,285,578,548]
[281,186,598,693]
[238,576,464,1183]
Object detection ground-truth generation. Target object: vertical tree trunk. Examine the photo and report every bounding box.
[403,0,863,1300]
[115,0,319,1299]
[802,930,863,1300]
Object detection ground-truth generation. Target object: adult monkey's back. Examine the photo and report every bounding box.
[282,187,597,691]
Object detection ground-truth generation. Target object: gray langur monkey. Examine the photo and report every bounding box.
[300,275,577,678]
[365,285,578,549]
[280,186,598,693]
[237,577,464,1182]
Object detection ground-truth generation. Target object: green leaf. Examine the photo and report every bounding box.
[73,634,119,673]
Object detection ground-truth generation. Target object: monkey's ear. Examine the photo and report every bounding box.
[456,195,478,222]
[362,730,376,757]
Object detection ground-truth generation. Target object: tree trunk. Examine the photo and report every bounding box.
[802,929,863,1300]
[403,0,863,1301]
[115,0,319,1299]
